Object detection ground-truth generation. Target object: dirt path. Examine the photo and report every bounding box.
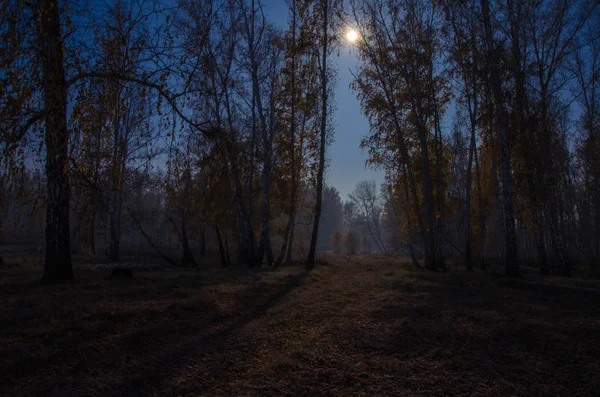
[1,255,599,396]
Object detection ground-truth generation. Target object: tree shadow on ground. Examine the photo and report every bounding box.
[0,268,311,397]
[3,258,599,397]
[112,271,311,396]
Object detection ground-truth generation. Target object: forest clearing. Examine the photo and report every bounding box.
[1,253,599,397]
[2,0,600,395]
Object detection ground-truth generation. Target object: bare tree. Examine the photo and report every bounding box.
[349,180,386,252]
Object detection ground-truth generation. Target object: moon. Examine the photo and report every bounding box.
[346,29,359,43]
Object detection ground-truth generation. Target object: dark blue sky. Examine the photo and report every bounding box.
[262,0,385,200]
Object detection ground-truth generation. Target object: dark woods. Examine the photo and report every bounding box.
[349,0,599,277]
[0,0,599,280]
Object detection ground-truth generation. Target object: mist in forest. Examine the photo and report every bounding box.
[2,1,600,396]
[2,0,600,279]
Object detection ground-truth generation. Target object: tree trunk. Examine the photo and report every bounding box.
[277,205,295,266]
[508,0,548,275]
[224,137,256,266]
[200,226,206,256]
[548,201,570,277]
[286,214,296,265]
[225,234,231,266]
[405,77,437,270]
[416,121,438,271]
[535,212,549,274]
[257,151,274,266]
[465,117,476,272]
[179,207,196,266]
[307,0,329,269]
[200,206,207,256]
[276,2,299,267]
[108,190,121,262]
[461,55,480,272]
[220,70,257,267]
[127,207,177,267]
[432,88,446,270]
[402,165,421,269]
[524,138,549,274]
[474,145,486,271]
[37,0,74,281]
[89,127,101,258]
[595,177,600,273]
[247,0,273,267]
[90,207,96,257]
[248,82,256,226]
[481,0,519,276]
[107,91,124,263]
[215,225,228,267]
[394,131,427,263]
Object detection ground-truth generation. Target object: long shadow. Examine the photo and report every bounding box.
[0,265,291,330]
[0,268,312,396]
[52,270,313,397]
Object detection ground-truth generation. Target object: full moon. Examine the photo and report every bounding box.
[346,29,359,43]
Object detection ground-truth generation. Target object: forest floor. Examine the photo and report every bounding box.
[1,253,599,396]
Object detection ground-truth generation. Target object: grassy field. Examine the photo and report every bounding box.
[1,253,599,396]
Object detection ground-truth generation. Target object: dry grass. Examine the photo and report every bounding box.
[1,253,599,396]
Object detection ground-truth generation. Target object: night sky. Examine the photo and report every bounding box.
[262,0,385,200]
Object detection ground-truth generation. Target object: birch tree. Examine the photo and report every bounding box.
[307,0,342,269]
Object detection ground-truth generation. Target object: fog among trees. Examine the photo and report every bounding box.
[2,1,600,395]
[1,0,599,279]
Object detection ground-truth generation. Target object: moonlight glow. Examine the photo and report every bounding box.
[346,29,359,43]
